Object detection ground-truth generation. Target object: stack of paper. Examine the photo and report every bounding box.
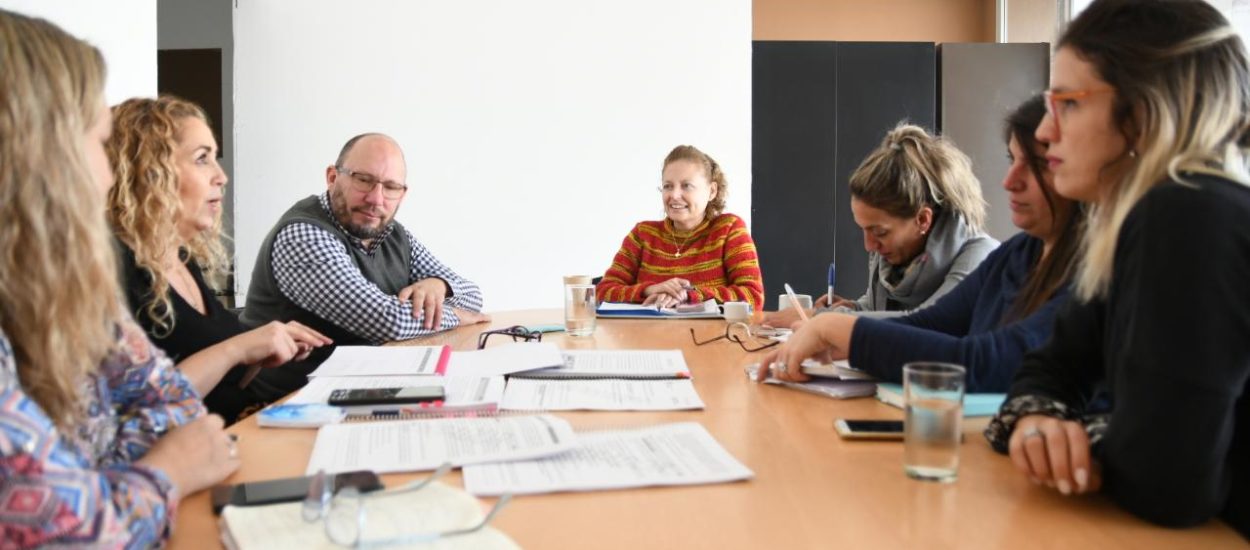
[305,414,577,475]
[220,481,518,550]
[516,350,692,379]
[500,378,705,411]
[463,422,753,496]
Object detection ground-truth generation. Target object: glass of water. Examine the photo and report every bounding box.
[563,276,596,337]
[902,362,966,483]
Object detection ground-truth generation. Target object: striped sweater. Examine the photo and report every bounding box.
[597,213,764,308]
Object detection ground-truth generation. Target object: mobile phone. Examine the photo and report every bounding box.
[210,470,382,514]
[834,419,905,440]
[327,386,445,407]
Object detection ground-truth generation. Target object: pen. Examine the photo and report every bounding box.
[784,283,810,322]
[827,262,836,307]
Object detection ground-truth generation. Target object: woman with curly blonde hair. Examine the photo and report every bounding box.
[0,9,239,545]
[108,96,331,423]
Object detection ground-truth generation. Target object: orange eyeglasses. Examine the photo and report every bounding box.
[1042,88,1115,135]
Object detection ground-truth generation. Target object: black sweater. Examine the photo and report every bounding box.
[1007,174,1249,538]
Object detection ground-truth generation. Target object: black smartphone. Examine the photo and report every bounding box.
[327,386,446,407]
[211,470,383,514]
[834,419,905,440]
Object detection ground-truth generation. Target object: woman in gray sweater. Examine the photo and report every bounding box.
[765,123,998,325]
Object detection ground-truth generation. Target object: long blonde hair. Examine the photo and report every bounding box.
[0,9,119,429]
[108,96,229,336]
[848,123,988,233]
[1060,0,1250,300]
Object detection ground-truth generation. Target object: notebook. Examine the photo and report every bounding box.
[596,299,723,319]
[875,383,1007,417]
[500,378,705,411]
[219,481,519,550]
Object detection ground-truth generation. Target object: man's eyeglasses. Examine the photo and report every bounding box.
[1042,88,1114,136]
[336,166,408,199]
[690,322,781,353]
[477,325,542,350]
[302,463,512,547]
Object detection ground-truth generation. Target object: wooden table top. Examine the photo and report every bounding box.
[170,309,1248,549]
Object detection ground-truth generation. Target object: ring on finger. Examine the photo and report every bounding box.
[227,439,239,459]
[1022,427,1044,441]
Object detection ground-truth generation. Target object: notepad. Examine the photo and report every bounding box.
[462,422,753,496]
[875,383,1006,417]
[286,375,505,417]
[219,481,519,550]
[513,350,691,380]
[596,299,723,319]
[305,414,577,475]
[500,378,705,411]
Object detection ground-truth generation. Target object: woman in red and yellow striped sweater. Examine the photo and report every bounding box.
[596,145,764,309]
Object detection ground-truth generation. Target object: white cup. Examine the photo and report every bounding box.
[722,301,752,323]
[778,294,813,311]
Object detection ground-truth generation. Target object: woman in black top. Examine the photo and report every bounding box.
[985,0,1250,537]
[107,96,331,423]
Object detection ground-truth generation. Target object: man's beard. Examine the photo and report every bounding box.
[330,186,390,240]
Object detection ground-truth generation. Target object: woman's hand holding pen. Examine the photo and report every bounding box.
[643,278,692,307]
[814,293,857,310]
[754,314,857,383]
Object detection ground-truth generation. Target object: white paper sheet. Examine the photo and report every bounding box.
[220,481,519,550]
[308,346,446,377]
[287,376,505,415]
[462,422,753,496]
[305,414,577,475]
[516,350,691,379]
[500,378,705,411]
[444,342,564,377]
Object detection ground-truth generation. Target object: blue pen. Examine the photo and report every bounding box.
[827,262,836,307]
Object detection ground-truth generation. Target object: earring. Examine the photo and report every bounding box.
[1128,149,1138,159]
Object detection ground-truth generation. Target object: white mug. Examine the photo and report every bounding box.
[778,294,813,311]
[722,301,752,323]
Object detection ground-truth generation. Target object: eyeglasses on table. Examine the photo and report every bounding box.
[689,322,783,352]
[302,463,512,548]
[477,325,542,350]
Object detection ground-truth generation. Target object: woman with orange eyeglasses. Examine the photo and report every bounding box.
[984,0,1250,537]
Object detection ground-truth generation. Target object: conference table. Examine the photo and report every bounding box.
[170,309,1247,549]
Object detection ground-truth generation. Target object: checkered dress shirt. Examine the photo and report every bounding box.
[269,193,483,344]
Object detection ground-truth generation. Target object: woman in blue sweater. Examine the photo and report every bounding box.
[758,95,1083,392]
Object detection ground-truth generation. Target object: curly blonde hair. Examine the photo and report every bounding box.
[0,9,118,429]
[107,96,229,336]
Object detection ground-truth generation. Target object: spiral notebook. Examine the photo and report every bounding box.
[596,299,723,319]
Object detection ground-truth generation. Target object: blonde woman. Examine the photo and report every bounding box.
[763,124,999,327]
[108,96,331,423]
[983,0,1250,536]
[0,9,238,545]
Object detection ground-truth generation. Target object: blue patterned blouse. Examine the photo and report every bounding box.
[0,320,204,548]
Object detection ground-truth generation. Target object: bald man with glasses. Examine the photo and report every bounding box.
[242,133,489,356]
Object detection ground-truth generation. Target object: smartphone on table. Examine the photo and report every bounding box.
[211,470,383,514]
[834,419,905,440]
[327,386,445,407]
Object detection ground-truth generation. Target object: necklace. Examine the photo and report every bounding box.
[165,258,206,315]
[671,225,696,258]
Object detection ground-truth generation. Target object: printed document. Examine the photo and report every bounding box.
[517,349,691,379]
[444,342,564,377]
[308,346,445,377]
[462,422,753,495]
[305,414,577,474]
[287,375,504,413]
[500,378,705,411]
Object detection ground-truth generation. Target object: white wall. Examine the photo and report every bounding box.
[0,0,157,105]
[233,0,752,311]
